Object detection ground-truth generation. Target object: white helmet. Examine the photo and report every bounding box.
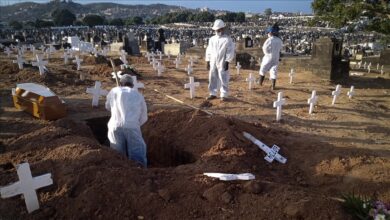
[212,19,226,31]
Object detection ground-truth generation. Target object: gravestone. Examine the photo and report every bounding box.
[311,37,349,81]
[379,49,390,65]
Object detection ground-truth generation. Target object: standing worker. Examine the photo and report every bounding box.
[205,19,235,101]
[258,25,283,90]
[105,74,148,167]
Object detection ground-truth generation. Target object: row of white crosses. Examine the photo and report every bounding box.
[271,84,355,122]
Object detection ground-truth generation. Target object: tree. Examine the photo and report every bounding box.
[235,12,246,22]
[312,0,390,35]
[264,8,272,17]
[83,14,105,27]
[35,19,54,28]
[109,18,124,26]
[125,16,144,26]
[52,9,76,26]
[191,11,215,22]
[9,20,23,30]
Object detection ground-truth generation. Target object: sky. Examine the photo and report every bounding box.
[1,0,314,13]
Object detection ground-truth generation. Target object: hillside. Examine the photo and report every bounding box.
[0,1,190,22]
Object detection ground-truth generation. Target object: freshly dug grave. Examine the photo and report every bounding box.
[2,108,388,219]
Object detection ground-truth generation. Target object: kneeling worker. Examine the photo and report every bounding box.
[105,74,148,167]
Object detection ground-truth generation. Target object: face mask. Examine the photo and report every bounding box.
[216,32,222,36]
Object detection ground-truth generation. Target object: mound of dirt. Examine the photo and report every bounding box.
[0,109,353,219]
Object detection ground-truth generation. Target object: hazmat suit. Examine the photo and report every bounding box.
[205,20,235,99]
[259,32,283,80]
[105,85,148,167]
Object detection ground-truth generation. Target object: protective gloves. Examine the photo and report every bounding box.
[223,61,229,71]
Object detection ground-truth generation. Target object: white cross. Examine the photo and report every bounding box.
[357,61,362,69]
[4,47,12,57]
[62,52,70,64]
[49,45,56,53]
[249,57,255,64]
[131,76,144,91]
[120,50,128,65]
[156,62,164,77]
[347,86,355,99]
[184,76,200,99]
[145,52,151,62]
[236,62,241,75]
[381,65,384,75]
[13,55,25,70]
[111,71,123,80]
[246,73,256,90]
[289,68,295,84]
[307,90,318,114]
[32,54,48,76]
[45,48,50,59]
[0,163,53,213]
[331,84,341,105]
[367,62,371,73]
[273,92,286,122]
[86,81,108,107]
[151,58,158,70]
[18,47,23,56]
[243,132,287,164]
[39,45,45,51]
[173,58,181,69]
[80,71,86,81]
[158,52,163,61]
[31,46,36,56]
[66,48,74,58]
[188,56,195,67]
[73,55,83,71]
[377,63,380,70]
[363,62,367,69]
[185,64,193,75]
[0,43,4,49]
[167,51,171,59]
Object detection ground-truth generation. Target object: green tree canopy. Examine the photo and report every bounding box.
[52,9,76,26]
[264,8,272,17]
[9,20,23,30]
[109,18,124,26]
[83,14,105,27]
[125,16,144,25]
[312,0,390,35]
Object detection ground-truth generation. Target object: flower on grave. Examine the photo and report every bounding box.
[342,193,390,220]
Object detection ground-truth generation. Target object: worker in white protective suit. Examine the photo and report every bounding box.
[105,74,148,167]
[205,19,235,101]
[258,26,283,90]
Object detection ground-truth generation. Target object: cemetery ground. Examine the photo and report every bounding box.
[0,51,389,219]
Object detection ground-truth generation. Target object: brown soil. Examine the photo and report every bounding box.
[0,50,389,220]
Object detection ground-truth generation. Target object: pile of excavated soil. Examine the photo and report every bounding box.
[3,107,387,219]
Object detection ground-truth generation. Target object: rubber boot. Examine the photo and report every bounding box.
[258,75,265,85]
[271,79,276,90]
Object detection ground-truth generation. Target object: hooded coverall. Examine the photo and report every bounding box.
[205,34,235,98]
[105,86,148,167]
[259,36,283,79]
